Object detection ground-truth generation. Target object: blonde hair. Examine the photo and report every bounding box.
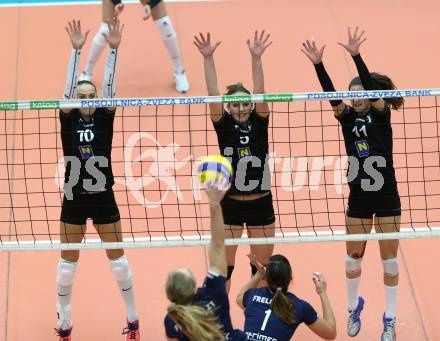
[166,270,225,341]
[167,303,225,341]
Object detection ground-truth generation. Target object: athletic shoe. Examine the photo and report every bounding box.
[347,296,365,337]
[381,314,397,341]
[78,71,92,82]
[55,326,72,341]
[122,320,140,341]
[173,70,190,93]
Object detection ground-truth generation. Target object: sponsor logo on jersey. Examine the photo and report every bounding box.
[237,147,252,159]
[355,140,369,157]
[79,145,94,159]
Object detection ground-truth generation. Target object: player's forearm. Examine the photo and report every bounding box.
[313,62,342,107]
[252,56,265,94]
[204,56,221,96]
[319,292,336,330]
[238,273,262,298]
[352,53,377,91]
[64,49,81,99]
[102,48,118,99]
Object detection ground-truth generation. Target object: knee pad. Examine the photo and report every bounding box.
[154,16,176,40]
[227,265,235,280]
[382,258,398,277]
[56,259,77,286]
[93,22,109,46]
[109,255,132,282]
[345,255,362,274]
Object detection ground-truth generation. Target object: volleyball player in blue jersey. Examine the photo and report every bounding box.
[80,0,189,93]
[164,178,247,341]
[194,31,275,292]
[236,254,336,341]
[302,27,404,341]
[55,20,140,341]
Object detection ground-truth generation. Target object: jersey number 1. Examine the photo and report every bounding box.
[261,309,271,331]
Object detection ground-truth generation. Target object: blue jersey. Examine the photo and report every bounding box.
[243,287,318,341]
[164,271,246,341]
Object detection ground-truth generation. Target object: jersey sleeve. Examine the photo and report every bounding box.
[301,300,318,325]
[164,314,180,338]
[336,105,352,124]
[242,288,255,308]
[202,271,227,297]
[59,110,72,133]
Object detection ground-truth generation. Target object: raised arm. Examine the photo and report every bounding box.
[307,273,337,340]
[338,27,385,111]
[236,254,266,309]
[101,19,124,111]
[247,30,272,118]
[194,33,223,122]
[204,179,230,277]
[301,39,346,118]
[63,20,89,113]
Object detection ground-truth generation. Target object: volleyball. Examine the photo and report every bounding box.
[197,155,233,187]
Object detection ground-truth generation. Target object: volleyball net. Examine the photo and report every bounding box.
[1,89,439,251]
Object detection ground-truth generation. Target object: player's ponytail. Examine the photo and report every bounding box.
[266,254,296,324]
[167,303,225,341]
[349,73,404,110]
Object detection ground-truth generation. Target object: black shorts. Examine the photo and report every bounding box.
[149,0,162,9]
[60,189,120,225]
[347,182,401,219]
[221,192,275,226]
[111,0,161,7]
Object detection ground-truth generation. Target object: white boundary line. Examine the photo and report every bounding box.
[0,0,225,8]
[1,227,440,251]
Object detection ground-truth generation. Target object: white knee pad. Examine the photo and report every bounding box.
[345,255,362,274]
[382,258,399,277]
[109,255,132,282]
[56,259,77,286]
[154,16,176,40]
[93,22,109,46]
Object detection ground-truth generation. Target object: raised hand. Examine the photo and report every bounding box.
[203,178,230,205]
[193,33,221,58]
[248,254,266,278]
[247,30,272,58]
[102,19,124,49]
[338,26,367,56]
[65,20,89,50]
[114,3,125,18]
[312,272,328,295]
[301,38,325,65]
[142,3,151,20]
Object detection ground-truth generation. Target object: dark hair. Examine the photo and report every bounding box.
[77,80,97,92]
[224,83,251,96]
[266,254,295,324]
[349,73,404,110]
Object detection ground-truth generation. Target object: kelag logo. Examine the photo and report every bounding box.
[0,102,18,111]
[30,101,60,110]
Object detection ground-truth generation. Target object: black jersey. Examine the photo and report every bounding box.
[213,110,270,195]
[338,105,397,187]
[60,108,115,195]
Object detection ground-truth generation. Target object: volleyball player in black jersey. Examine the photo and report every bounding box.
[80,0,189,93]
[164,179,247,341]
[194,31,275,292]
[302,27,403,341]
[55,20,140,341]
